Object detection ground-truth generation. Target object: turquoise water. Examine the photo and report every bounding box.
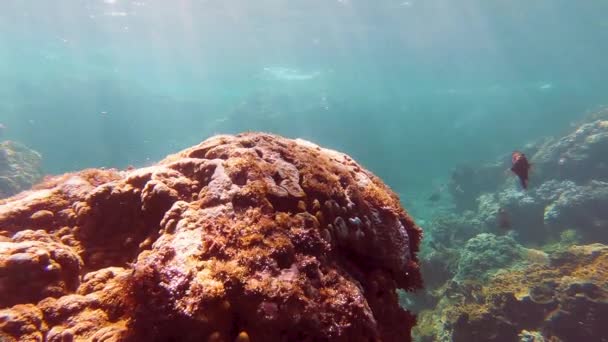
[2,1,607,207]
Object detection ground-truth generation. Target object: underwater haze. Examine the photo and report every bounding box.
[2,0,608,204]
[3,1,608,341]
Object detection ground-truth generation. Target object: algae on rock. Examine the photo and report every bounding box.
[0,133,423,342]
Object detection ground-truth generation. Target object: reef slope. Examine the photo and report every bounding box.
[0,141,43,199]
[416,243,608,342]
[0,132,422,341]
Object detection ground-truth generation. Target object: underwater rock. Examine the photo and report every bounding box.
[454,233,524,282]
[532,119,608,183]
[0,132,422,341]
[426,212,484,249]
[0,230,83,308]
[416,245,461,291]
[519,330,546,342]
[471,179,608,243]
[0,141,43,199]
[414,115,608,341]
[447,138,549,213]
[448,161,507,212]
[417,212,483,290]
[448,118,608,235]
[475,187,546,242]
[543,180,608,242]
[415,243,608,342]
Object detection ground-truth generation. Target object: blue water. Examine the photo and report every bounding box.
[1,0,608,213]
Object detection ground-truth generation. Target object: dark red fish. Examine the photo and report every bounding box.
[511,151,530,189]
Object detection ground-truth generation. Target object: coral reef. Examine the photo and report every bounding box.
[445,120,608,242]
[0,141,43,199]
[470,179,608,243]
[415,244,608,342]
[543,180,608,241]
[454,233,523,282]
[445,119,608,242]
[473,183,557,242]
[427,212,483,249]
[447,161,507,212]
[532,119,608,183]
[447,140,545,212]
[448,119,608,213]
[413,115,608,341]
[0,133,422,341]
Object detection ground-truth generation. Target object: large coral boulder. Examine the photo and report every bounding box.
[0,133,422,341]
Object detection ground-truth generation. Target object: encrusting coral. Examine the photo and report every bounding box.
[415,244,608,342]
[0,132,422,341]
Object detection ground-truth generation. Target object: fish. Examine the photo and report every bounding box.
[497,207,511,230]
[0,123,5,138]
[427,184,446,202]
[511,151,531,189]
[427,192,441,202]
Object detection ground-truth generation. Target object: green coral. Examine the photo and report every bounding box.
[559,229,581,246]
[455,233,523,281]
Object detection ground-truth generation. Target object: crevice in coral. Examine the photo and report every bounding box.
[266,194,301,214]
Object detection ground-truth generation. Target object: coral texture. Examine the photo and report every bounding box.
[0,141,43,199]
[532,119,608,182]
[454,233,523,282]
[415,244,608,342]
[447,119,608,241]
[470,179,608,243]
[542,180,608,240]
[413,115,608,342]
[0,133,422,341]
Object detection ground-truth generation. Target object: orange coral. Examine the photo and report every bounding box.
[0,133,422,341]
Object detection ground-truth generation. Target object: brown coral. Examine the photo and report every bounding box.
[0,133,422,341]
[416,244,608,342]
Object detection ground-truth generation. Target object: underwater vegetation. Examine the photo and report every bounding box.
[410,113,608,341]
[0,133,422,341]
